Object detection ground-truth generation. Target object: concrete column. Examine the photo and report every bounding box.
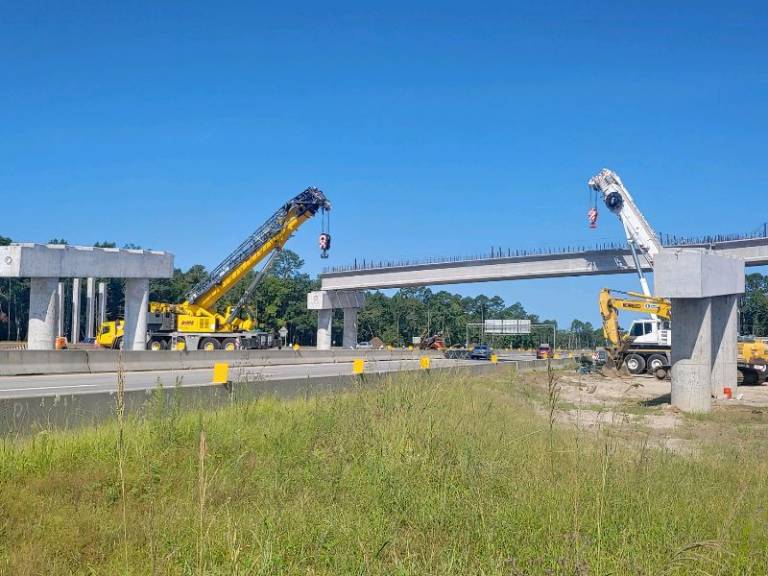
[85,277,96,339]
[711,294,739,398]
[56,281,65,338]
[98,281,107,327]
[670,298,712,413]
[124,278,149,351]
[28,277,59,350]
[317,309,333,350]
[71,278,81,344]
[342,308,359,348]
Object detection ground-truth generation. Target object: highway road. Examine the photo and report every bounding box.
[0,357,489,400]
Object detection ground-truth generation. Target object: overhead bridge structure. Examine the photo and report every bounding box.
[320,236,768,291]
[308,233,768,351]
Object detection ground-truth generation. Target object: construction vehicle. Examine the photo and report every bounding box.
[419,333,446,351]
[599,288,672,374]
[599,288,768,382]
[591,169,768,382]
[96,187,331,351]
[737,338,768,384]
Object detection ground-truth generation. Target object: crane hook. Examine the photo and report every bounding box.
[587,188,599,229]
[319,208,331,258]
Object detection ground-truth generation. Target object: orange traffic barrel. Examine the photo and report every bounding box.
[55,336,68,350]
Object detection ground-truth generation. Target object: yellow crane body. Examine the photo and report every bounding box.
[96,187,330,351]
[192,209,311,311]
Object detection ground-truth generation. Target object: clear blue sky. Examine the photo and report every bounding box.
[2,1,766,327]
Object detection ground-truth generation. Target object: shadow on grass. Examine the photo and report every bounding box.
[639,392,672,407]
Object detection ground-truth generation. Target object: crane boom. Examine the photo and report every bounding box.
[186,187,330,309]
[588,169,661,297]
[96,186,330,351]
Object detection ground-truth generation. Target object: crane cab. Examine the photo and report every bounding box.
[627,319,671,347]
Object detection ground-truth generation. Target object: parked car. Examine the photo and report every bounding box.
[469,344,492,360]
[536,344,553,359]
[355,341,372,349]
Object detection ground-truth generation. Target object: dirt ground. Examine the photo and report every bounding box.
[519,367,768,453]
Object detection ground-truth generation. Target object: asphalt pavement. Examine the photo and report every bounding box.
[0,357,486,400]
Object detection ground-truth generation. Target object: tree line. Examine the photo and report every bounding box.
[2,235,768,347]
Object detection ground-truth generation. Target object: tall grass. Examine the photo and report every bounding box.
[0,368,767,574]
[116,349,129,572]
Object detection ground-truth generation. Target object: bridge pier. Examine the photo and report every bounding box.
[307,290,366,350]
[28,278,59,350]
[0,244,173,350]
[316,309,333,350]
[656,249,744,412]
[124,278,150,351]
[342,308,359,349]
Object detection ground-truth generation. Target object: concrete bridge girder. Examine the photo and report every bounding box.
[319,239,768,291]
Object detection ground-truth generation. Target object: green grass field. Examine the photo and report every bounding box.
[1,368,767,575]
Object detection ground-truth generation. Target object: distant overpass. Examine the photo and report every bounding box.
[320,235,768,291]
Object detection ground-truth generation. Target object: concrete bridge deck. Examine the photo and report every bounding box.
[320,236,768,291]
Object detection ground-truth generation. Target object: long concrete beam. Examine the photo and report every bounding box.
[0,243,173,278]
[320,238,768,291]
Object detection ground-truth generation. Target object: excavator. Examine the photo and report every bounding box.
[590,169,767,383]
[96,187,331,351]
[599,287,767,383]
[599,288,672,374]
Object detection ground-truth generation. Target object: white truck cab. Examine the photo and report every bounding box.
[627,319,671,347]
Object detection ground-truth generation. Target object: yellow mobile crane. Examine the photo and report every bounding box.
[97,187,331,351]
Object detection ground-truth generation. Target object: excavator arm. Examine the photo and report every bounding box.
[599,288,671,346]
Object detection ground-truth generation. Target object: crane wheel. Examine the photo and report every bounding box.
[646,354,667,374]
[174,338,187,351]
[624,354,646,375]
[222,338,237,351]
[147,338,167,351]
[740,370,759,386]
[199,337,221,351]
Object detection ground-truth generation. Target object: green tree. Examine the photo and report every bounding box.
[742,273,768,336]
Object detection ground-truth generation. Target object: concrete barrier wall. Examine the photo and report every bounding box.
[0,348,444,377]
[0,358,574,436]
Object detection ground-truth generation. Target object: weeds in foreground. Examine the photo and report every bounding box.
[115,349,129,573]
[1,369,768,575]
[546,359,561,436]
[197,430,207,576]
